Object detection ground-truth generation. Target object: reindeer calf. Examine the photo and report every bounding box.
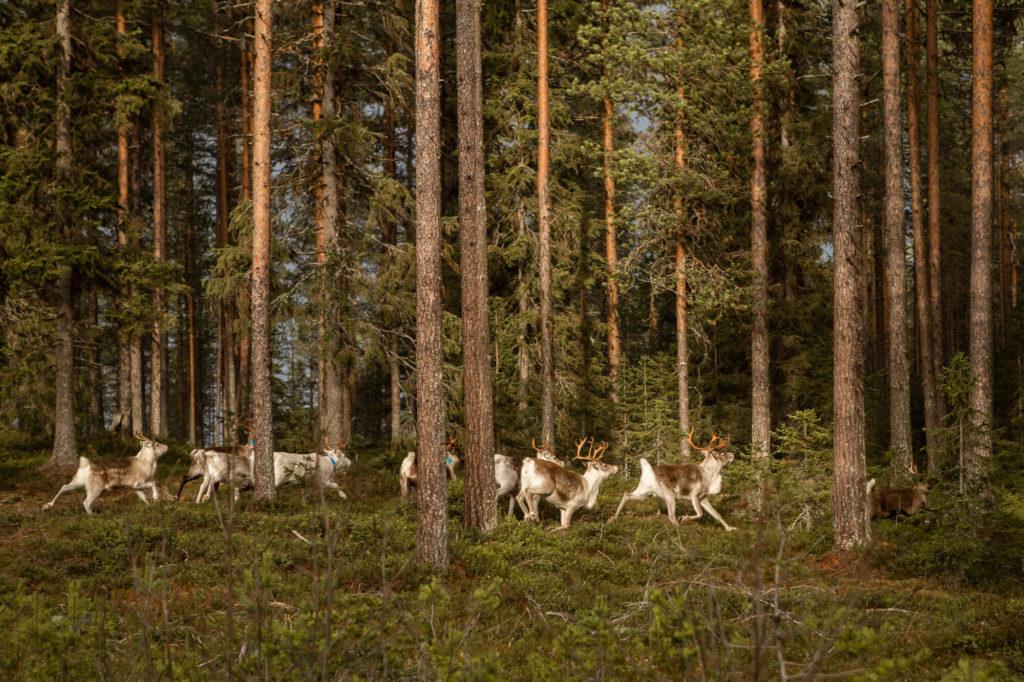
[611,430,736,531]
[494,446,565,515]
[398,443,460,498]
[516,439,619,530]
[43,433,168,514]
[866,478,935,520]
[176,444,253,503]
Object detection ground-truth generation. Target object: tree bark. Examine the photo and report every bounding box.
[457,0,498,532]
[831,0,869,550]
[882,0,912,481]
[251,0,274,499]
[185,136,198,446]
[111,0,133,436]
[906,0,939,471]
[601,0,620,407]
[750,0,770,458]
[967,0,993,488]
[537,0,555,445]
[150,0,168,438]
[313,0,344,445]
[384,39,403,443]
[415,0,449,569]
[48,0,78,468]
[925,0,944,476]
[674,83,690,458]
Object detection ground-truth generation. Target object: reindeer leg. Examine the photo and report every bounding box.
[82,482,103,515]
[611,489,649,523]
[699,498,735,532]
[42,480,84,510]
[681,492,702,522]
[665,495,678,525]
[134,488,150,504]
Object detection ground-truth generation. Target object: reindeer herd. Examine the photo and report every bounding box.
[40,426,935,530]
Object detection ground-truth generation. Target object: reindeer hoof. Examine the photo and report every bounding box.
[41,503,52,511]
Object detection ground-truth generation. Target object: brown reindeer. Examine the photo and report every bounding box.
[611,429,736,531]
[515,438,619,530]
[867,465,936,520]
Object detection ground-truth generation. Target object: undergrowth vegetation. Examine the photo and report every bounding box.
[1,428,1022,680]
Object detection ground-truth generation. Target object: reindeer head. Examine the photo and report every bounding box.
[574,438,619,476]
[687,428,733,465]
[135,431,168,458]
[322,435,352,470]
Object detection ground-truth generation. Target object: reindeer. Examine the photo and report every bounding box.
[867,464,936,520]
[273,438,351,499]
[515,438,619,530]
[494,440,566,515]
[399,436,461,498]
[176,443,254,503]
[611,429,736,531]
[43,432,168,514]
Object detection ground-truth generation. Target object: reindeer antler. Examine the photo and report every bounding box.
[134,430,151,442]
[905,461,919,476]
[335,438,346,451]
[688,428,731,451]
[574,437,598,461]
[533,437,555,454]
[593,441,609,460]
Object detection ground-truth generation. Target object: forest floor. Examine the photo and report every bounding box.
[0,437,1022,680]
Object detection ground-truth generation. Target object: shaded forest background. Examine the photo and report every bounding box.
[1,0,1023,477]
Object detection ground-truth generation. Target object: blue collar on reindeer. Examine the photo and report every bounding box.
[329,456,337,467]
[446,457,453,465]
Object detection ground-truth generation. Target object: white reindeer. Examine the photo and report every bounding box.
[43,432,168,514]
[494,441,565,515]
[399,436,461,498]
[175,443,254,503]
[273,439,351,499]
[611,429,736,531]
[516,438,619,531]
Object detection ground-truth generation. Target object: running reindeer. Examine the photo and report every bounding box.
[515,437,619,530]
[43,431,168,514]
[494,437,566,515]
[611,429,736,531]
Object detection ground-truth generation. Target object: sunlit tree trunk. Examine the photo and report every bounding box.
[832,0,869,550]
[601,0,621,407]
[111,0,133,435]
[967,0,994,488]
[750,0,770,458]
[150,0,168,438]
[537,0,555,445]
[882,0,911,481]
[47,0,77,468]
[674,82,689,458]
[251,0,274,499]
[415,0,449,569]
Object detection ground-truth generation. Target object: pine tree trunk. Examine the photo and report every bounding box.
[750,0,770,458]
[674,88,690,458]
[314,0,344,445]
[998,95,1009,346]
[214,1,230,442]
[458,0,498,532]
[185,138,198,446]
[415,0,449,569]
[251,0,275,499]
[906,1,939,470]
[831,0,869,550]
[384,40,403,443]
[601,0,620,407]
[88,291,103,436]
[47,0,78,468]
[925,0,944,476]
[150,0,168,438]
[111,0,133,436]
[882,0,912,481]
[967,0,994,488]
[517,199,530,415]
[537,0,555,445]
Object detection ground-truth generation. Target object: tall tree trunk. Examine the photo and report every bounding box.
[129,120,146,435]
[48,0,78,468]
[237,18,254,430]
[998,94,1010,346]
[601,0,620,407]
[314,0,344,445]
[882,0,911,481]
[88,291,103,436]
[385,39,403,443]
[906,0,939,470]
[537,0,555,445]
[150,0,168,438]
[517,199,531,415]
[251,0,274,499]
[415,0,449,569]
[967,0,994,488]
[674,84,690,458]
[111,0,133,435]
[831,0,869,550]
[925,0,944,476]
[750,0,770,458]
[458,0,497,532]
[186,136,198,446]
